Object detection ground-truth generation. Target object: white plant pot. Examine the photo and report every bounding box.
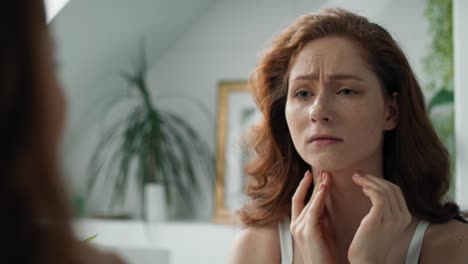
[144,183,167,222]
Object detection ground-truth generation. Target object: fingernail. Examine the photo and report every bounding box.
[320,171,325,181]
[304,170,310,178]
[319,183,325,190]
[354,170,366,177]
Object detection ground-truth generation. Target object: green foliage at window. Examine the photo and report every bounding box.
[424,0,455,198]
[424,0,453,93]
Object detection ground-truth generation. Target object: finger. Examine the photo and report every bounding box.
[296,171,328,223]
[392,186,412,227]
[291,170,313,221]
[363,177,412,227]
[369,177,408,215]
[322,171,332,187]
[352,172,392,217]
[361,186,385,222]
[296,172,324,222]
[309,171,325,202]
[297,170,331,223]
[306,172,332,217]
[361,173,401,216]
[306,179,331,226]
[394,186,409,214]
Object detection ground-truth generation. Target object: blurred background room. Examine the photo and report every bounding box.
[45,0,467,263]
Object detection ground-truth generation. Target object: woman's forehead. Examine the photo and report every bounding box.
[289,37,371,81]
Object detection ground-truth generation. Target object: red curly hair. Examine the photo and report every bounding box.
[240,8,465,227]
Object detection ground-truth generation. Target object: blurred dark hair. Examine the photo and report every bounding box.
[0,1,77,263]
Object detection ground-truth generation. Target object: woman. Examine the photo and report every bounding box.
[229,8,468,264]
[1,1,123,263]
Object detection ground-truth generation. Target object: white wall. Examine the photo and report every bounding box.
[454,0,468,209]
[146,0,431,220]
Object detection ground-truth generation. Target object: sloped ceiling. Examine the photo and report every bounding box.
[45,0,71,22]
[49,0,219,126]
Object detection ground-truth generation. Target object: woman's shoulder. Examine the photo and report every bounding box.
[421,218,468,264]
[228,223,282,264]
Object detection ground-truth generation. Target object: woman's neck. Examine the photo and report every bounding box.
[311,157,384,260]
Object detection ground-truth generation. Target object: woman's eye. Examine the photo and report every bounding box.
[294,90,312,98]
[337,88,358,95]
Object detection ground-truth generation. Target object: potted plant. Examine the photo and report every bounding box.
[86,46,214,220]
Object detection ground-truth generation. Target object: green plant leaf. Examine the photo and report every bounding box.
[428,89,453,111]
[84,234,98,243]
[86,121,125,193]
[162,115,203,192]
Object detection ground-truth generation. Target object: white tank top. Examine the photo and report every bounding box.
[278,218,429,264]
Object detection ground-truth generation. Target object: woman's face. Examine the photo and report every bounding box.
[285,37,397,171]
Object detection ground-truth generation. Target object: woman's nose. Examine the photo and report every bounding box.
[308,93,332,124]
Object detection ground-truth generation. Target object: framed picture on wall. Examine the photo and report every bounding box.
[213,81,262,224]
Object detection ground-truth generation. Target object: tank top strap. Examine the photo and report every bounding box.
[405,220,430,264]
[278,217,293,264]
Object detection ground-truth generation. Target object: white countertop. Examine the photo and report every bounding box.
[75,218,241,264]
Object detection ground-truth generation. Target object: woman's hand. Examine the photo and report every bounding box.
[290,170,337,264]
[348,171,412,264]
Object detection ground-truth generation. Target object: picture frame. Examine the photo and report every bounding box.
[213,81,262,224]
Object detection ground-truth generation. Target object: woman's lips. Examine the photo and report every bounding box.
[307,135,343,146]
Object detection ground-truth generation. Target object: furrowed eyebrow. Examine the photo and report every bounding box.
[292,73,364,82]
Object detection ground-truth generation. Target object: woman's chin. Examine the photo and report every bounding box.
[308,157,350,172]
